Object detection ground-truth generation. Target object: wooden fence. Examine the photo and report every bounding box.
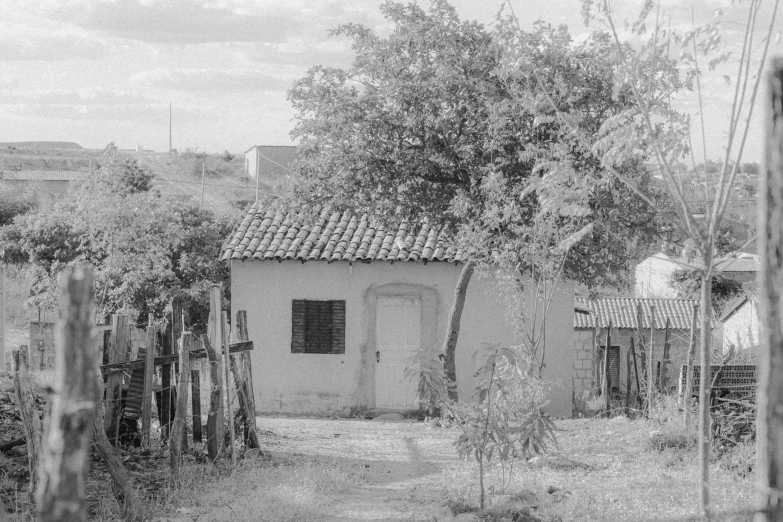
[11,267,258,520]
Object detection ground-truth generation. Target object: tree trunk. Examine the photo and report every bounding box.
[603,322,612,415]
[442,261,474,401]
[13,349,42,505]
[37,265,98,522]
[756,57,783,522]
[648,305,656,412]
[697,259,713,519]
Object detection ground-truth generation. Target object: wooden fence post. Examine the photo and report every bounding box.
[140,314,155,450]
[660,318,671,392]
[756,57,783,522]
[648,305,656,412]
[93,369,137,520]
[202,334,224,461]
[231,310,259,449]
[222,311,236,465]
[630,336,641,405]
[106,314,130,444]
[191,363,203,444]
[37,265,98,522]
[624,348,631,414]
[169,332,192,485]
[603,321,612,415]
[13,348,42,506]
[684,304,699,428]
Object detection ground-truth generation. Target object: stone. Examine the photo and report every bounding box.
[434,505,455,522]
[244,448,261,459]
[454,513,479,522]
[371,412,405,422]
[548,455,578,469]
[514,489,540,508]
[528,455,549,468]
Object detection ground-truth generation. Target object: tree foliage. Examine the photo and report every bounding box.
[0,147,235,329]
[288,0,666,291]
[669,269,743,315]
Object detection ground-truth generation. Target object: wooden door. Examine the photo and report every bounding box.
[375,296,421,408]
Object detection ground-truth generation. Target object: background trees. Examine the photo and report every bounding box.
[0,145,234,330]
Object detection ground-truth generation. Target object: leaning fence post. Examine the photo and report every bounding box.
[140,314,155,450]
[222,311,236,465]
[36,265,98,522]
[756,57,783,522]
[202,334,224,461]
[14,347,42,507]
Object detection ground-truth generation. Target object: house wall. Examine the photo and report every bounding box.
[230,260,574,417]
[573,326,696,397]
[244,148,257,179]
[634,255,679,298]
[723,301,759,350]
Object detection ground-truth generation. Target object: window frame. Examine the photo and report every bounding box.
[291,299,346,355]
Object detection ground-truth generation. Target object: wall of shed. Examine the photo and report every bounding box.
[573,326,697,398]
[634,255,678,298]
[723,301,759,350]
[230,260,574,417]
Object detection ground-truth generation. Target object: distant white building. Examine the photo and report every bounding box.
[243,145,297,182]
[635,253,680,298]
[635,252,759,298]
[721,293,759,351]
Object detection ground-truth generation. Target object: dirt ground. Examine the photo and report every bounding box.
[166,414,756,522]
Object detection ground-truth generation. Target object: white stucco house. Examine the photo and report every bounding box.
[721,293,759,351]
[221,204,575,418]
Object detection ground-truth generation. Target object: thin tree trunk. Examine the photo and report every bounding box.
[13,349,41,505]
[660,318,671,392]
[698,260,714,519]
[756,57,783,522]
[442,261,474,401]
[684,304,699,429]
[37,265,98,522]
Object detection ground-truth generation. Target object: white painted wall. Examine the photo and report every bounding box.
[230,260,574,417]
[635,253,679,298]
[723,300,759,350]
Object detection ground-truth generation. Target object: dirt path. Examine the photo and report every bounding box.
[255,416,457,521]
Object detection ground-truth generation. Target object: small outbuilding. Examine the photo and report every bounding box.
[573,297,701,402]
[222,204,575,417]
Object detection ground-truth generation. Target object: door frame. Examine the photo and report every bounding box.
[363,283,439,409]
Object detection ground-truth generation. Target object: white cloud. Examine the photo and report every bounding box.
[130,67,294,92]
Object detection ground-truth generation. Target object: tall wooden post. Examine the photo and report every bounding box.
[14,349,41,505]
[140,314,155,449]
[660,318,671,392]
[648,305,656,412]
[1,265,5,374]
[603,321,612,414]
[684,304,699,429]
[630,336,641,403]
[222,311,236,465]
[37,265,98,522]
[756,57,783,522]
[169,332,192,485]
[106,314,130,444]
[624,348,631,414]
[203,334,224,461]
[191,364,203,444]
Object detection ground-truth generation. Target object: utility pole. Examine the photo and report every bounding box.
[201,160,205,206]
[255,146,260,202]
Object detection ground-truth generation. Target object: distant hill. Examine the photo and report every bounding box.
[0,141,83,149]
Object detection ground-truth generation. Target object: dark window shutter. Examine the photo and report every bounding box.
[291,300,306,353]
[331,301,346,354]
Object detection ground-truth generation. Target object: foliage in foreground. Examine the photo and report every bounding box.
[411,343,557,509]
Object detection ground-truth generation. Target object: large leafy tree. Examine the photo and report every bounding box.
[287,0,668,396]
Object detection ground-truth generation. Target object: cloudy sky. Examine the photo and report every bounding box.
[0,0,779,162]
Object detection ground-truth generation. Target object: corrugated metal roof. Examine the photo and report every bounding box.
[1,170,88,181]
[574,297,699,330]
[221,203,467,263]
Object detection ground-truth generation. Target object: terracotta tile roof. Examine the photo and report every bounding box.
[574,297,699,330]
[1,170,88,182]
[221,203,467,263]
